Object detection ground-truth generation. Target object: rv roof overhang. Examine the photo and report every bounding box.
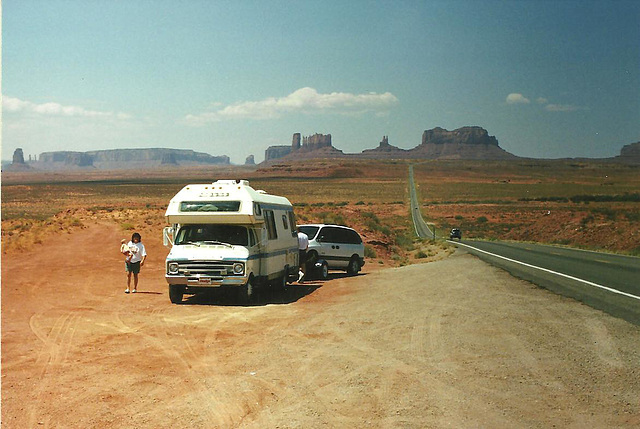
[164,182,293,225]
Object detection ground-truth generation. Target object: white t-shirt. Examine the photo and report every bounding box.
[297,232,309,251]
[127,241,147,263]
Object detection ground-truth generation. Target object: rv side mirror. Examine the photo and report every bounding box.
[163,227,174,247]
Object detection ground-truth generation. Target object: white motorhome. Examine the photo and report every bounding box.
[163,180,299,303]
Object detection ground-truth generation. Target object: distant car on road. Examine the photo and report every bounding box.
[298,224,365,279]
[450,228,462,240]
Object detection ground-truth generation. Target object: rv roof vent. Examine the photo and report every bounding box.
[256,190,266,194]
[213,179,250,186]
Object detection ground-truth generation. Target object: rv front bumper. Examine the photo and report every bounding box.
[166,274,248,288]
[165,258,248,288]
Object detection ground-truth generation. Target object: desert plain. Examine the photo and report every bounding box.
[2,159,640,427]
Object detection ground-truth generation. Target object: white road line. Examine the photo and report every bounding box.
[450,240,640,301]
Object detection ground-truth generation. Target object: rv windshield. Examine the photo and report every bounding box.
[180,201,241,212]
[175,224,249,246]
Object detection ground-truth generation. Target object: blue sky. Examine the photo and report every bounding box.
[3,0,639,163]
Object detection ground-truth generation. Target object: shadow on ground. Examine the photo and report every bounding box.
[179,272,367,307]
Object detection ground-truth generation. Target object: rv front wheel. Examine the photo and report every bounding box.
[240,275,254,304]
[169,285,184,304]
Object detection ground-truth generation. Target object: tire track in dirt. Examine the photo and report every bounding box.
[27,311,80,427]
[109,304,285,427]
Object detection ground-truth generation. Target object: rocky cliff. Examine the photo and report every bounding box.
[421,126,499,146]
[616,142,640,164]
[408,126,515,159]
[2,148,33,171]
[33,148,229,170]
[359,127,516,160]
[266,127,515,162]
[265,133,341,162]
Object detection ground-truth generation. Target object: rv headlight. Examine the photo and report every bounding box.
[233,263,244,275]
[168,262,180,274]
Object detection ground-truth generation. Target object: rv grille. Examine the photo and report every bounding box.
[176,261,240,277]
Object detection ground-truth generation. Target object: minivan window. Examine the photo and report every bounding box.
[346,229,362,244]
[299,225,319,239]
[321,227,342,243]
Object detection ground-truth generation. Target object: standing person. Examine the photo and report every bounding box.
[297,229,308,283]
[125,232,147,294]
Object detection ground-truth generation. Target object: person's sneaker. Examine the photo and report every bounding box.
[125,289,130,294]
[132,289,137,293]
[298,270,304,282]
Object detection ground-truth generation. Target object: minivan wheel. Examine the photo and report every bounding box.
[318,261,329,280]
[347,257,360,276]
[169,285,184,304]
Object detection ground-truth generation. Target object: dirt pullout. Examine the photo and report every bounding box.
[2,222,639,428]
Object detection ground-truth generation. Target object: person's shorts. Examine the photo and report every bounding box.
[299,250,307,265]
[126,261,141,274]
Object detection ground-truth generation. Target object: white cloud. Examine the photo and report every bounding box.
[2,95,131,119]
[184,87,399,125]
[505,93,585,113]
[506,93,530,105]
[544,104,582,112]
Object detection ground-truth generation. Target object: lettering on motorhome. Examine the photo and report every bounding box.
[198,192,230,198]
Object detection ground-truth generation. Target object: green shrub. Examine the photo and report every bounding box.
[581,215,595,225]
[625,211,640,221]
[395,234,414,250]
[318,211,345,225]
[362,212,380,223]
[364,245,377,258]
[415,250,429,259]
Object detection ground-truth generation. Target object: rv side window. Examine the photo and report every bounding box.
[288,211,297,237]
[264,210,278,240]
[282,215,289,231]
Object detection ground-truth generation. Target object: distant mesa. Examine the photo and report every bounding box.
[409,126,515,160]
[245,155,256,165]
[616,141,640,164]
[265,133,343,162]
[361,126,515,160]
[3,148,34,171]
[17,148,230,170]
[265,126,517,163]
[39,151,94,167]
[13,148,25,164]
[421,126,499,146]
[161,152,178,165]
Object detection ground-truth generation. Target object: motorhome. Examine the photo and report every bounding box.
[163,180,299,303]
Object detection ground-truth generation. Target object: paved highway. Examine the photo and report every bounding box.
[450,239,640,325]
[408,166,435,239]
[407,165,640,324]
